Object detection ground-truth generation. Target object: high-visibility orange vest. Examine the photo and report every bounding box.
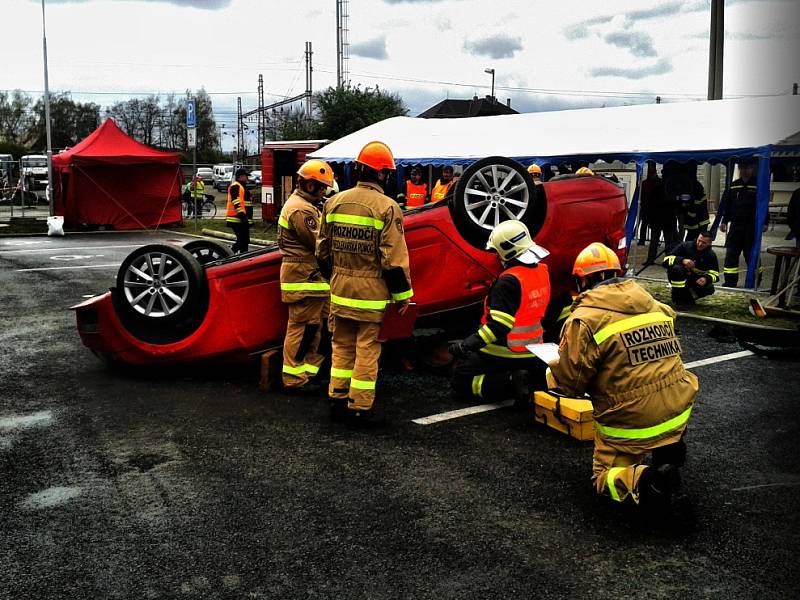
[226,181,253,224]
[481,264,550,352]
[431,179,451,203]
[405,181,427,208]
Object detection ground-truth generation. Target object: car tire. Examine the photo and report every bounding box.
[448,156,546,250]
[183,239,233,266]
[115,244,206,328]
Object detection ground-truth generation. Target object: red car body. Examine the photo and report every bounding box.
[74,177,627,365]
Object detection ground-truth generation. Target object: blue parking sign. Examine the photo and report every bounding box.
[186,99,196,128]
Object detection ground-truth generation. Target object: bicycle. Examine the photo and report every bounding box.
[183,194,217,219]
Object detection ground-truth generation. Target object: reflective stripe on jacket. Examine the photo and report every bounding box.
[278,189,330,302]
[478,264,550,357]
[317,181,412,323]
[405,181,427,208]
[226,181,253,224]
[550,278,698,452]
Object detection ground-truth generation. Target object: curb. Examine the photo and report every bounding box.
[675,311,796,331]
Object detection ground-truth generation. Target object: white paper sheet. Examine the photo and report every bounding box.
[526,342,560,365]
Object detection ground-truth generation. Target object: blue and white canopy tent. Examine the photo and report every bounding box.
[310,95,800,288]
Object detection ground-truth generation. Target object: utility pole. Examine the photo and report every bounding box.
[257,74,264,151]
[40,0,54,218]
[237,96,243,161]
[706,0,724,209]
[305,41,313,122]
[707,0,724,101]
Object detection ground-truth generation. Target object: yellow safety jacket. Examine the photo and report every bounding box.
[551,278,698,453]
[190,180,205,200]
[278,188,330,303]
[317,181,413,323]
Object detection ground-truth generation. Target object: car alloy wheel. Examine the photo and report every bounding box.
[121,250,191,318]
[462,162,530,230]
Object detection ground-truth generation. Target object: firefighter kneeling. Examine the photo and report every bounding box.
[449,220,551,405]
[549,243,698,508]
[278,159,335,393]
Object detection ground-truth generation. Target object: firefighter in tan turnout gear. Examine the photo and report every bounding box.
[549,243,698,508]
[317,141,413,426]
[278,159,335,392]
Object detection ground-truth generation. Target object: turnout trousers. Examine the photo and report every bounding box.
[282,297,327,388]
[452,352,546,402]
[667,265,715,304]
[328,316,382,411]
[723,223,758,287]
[593,435,687,504]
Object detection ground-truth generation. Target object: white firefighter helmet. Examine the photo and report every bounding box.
[486,220,549,264]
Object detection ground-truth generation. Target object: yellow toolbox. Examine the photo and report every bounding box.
[533,391,595,441]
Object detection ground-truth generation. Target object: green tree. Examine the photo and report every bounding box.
[27,93,100,149]
[172,88,221,163]
[314,85,407,141]
[107,95,162,146]
[0,90,32,145]
[265,106,318,141]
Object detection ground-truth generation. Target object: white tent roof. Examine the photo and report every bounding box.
[309,95,800,165]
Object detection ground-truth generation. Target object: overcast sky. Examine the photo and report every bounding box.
[2,0,799,151]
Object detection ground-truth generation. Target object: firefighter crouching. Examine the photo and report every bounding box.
[549,243,698,508]
[278,159,335,392]
[317,141,413,427]
[662,230,719,308]
[449,220,551,405]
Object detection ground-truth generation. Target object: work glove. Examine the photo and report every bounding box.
[448,340,468,358]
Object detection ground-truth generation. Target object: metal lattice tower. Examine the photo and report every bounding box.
[336,0,350,87]
[257,74,264,151]
[236,96,243,159]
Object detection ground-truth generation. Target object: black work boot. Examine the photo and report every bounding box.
[510,370,531,409]
[283,381,323,396]
[639,464,681,509]
[329,397,348,422]
[343,407,384,430]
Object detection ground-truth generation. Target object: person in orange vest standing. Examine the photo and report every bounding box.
[403,167,428,209]
[225,167,253,253]
[317,141,413,427]
[448,220,551,405]
[431,165,456,203]
[278,159,335,393]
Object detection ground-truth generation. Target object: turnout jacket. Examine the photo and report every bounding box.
[550,279,698,453]
[463,263,551,359]
[662,241,720,283]
[317,181,413,323]
[719,177,767,228]
[278,188,330,303]
[682,180,710,232]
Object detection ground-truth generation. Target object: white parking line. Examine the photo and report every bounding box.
[0,244,143,254]
[683,350,753,369]
[16,264,119,272]
[412,349,756,426]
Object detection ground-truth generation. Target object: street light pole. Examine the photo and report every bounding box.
[484,68,495,101]
[41,0,54,217]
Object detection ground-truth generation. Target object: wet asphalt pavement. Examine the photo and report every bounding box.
[1,233,799,599]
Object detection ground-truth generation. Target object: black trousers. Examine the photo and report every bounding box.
[667,265,715,303]
[724,223,756,287]
[452,351,546,402]
[647,220,679,263]
[229,221,250,254]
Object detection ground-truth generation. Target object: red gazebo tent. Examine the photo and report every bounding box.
[52,119,182,229]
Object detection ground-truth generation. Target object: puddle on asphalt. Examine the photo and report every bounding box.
[19,485,82,510]
[0,410,53,430]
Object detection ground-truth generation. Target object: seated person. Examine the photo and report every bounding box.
[662,230,719,306]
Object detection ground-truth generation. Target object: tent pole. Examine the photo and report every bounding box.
[625,160,645,272]
[744,151,771,289]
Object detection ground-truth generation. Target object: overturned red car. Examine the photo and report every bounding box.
[73,157,628,366]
